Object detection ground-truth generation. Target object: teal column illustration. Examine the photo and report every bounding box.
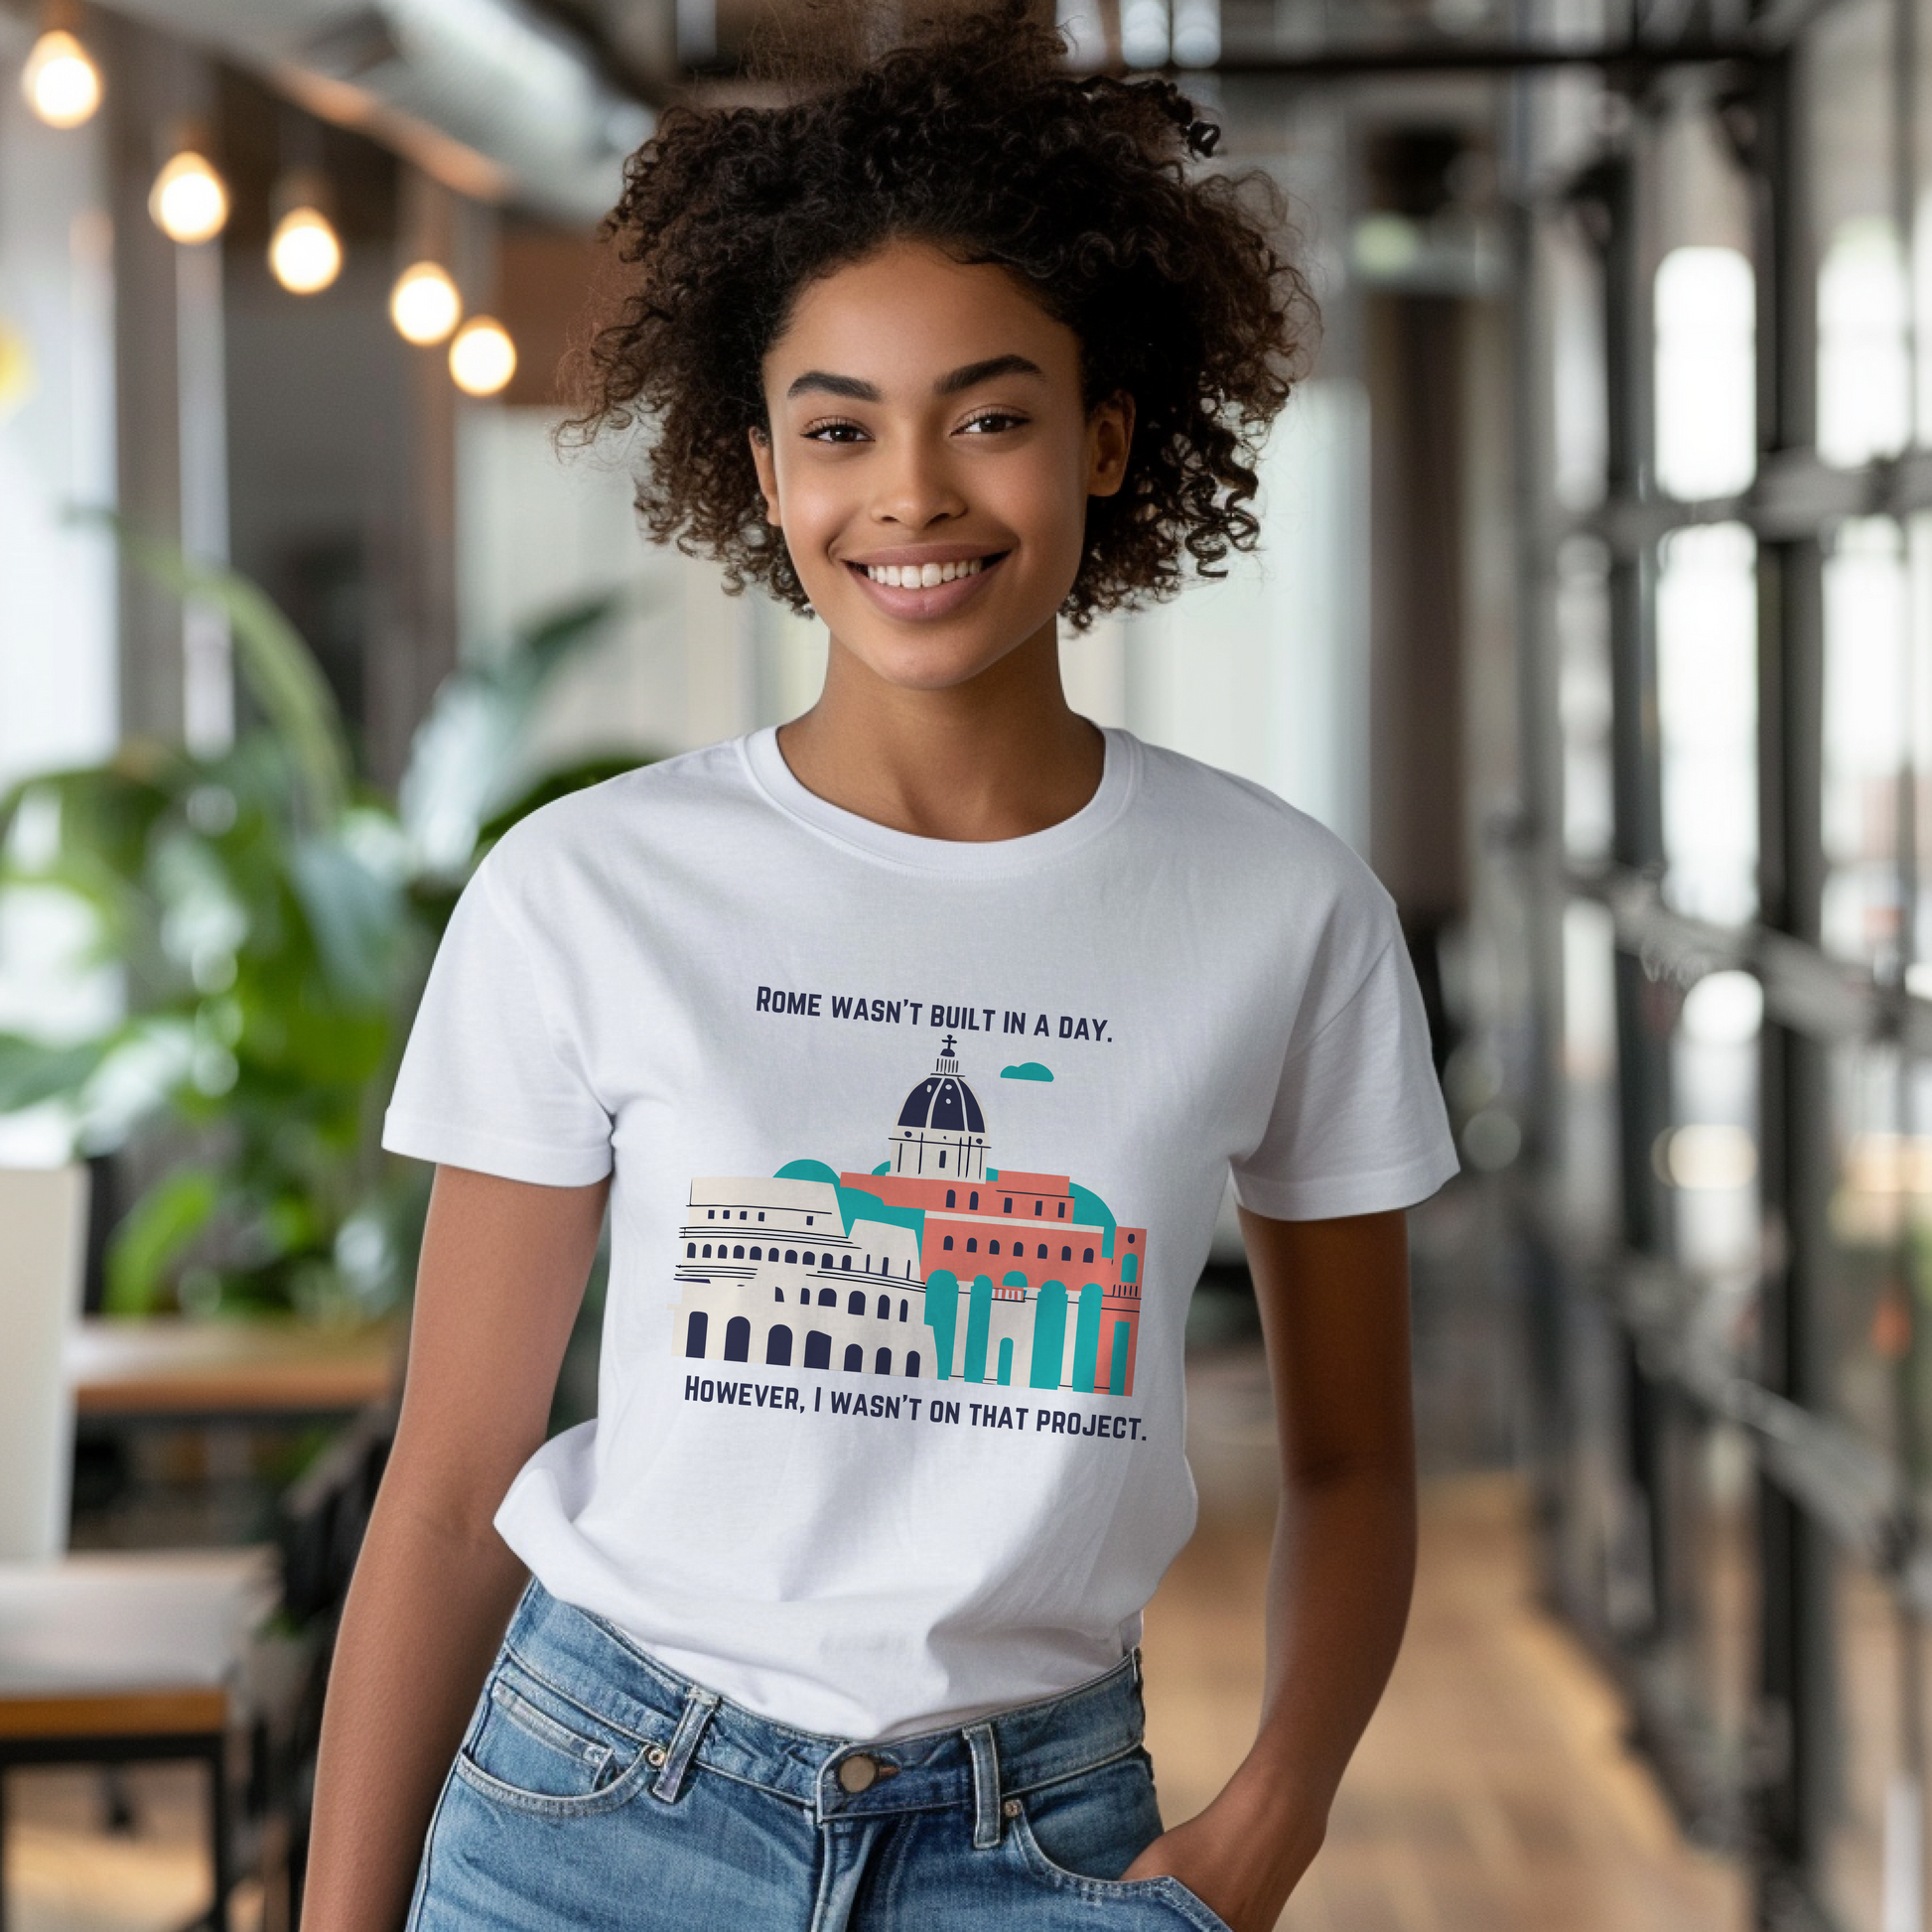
[1108,1320,1129,1395]
[1029,1281,1067,1388]
[923,1269,960,1380]
[1071,1283,1103,1393]
[964,1274,994,1383]
[996,1337,1014,1385]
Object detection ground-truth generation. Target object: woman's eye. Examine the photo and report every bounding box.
[803,419,869,444]
[959,411,1026,435]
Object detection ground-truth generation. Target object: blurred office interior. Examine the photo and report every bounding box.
[0,0,1927,1925]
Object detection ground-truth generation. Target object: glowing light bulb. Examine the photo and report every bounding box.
[269,206,343,294]
[390,261,462,345]
[449,316,515,397]
[22,29,100,128]
[150,151,229,244]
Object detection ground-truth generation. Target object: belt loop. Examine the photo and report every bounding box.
[964,1722,1003,1850]
[1131,1646,1144,1690]
[651,1686,720,1803]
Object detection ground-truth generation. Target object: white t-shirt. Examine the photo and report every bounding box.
[384,727,1456,1739]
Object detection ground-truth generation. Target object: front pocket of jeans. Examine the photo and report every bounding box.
[1007,1805,1235,1932]
[454,1661,653,1818]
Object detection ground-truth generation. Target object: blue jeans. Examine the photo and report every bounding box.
[409,1583,1232,1930]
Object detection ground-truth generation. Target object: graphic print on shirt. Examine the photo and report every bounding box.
[669,1036,1146,1395]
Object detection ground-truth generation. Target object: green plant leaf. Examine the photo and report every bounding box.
[0,1032,113,1111]
[105,1165,219,1313]
[69,509,350,829]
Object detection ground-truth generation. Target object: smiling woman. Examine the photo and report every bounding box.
[561,2,1312,628]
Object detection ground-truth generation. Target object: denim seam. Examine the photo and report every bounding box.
[500,1640,668,1751]
[491,1680,615,1771]
[1001,1736,1147,1800]
[452,1744,655,1820]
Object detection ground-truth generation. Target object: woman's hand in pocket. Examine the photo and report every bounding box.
[1119,1777,1326,1932]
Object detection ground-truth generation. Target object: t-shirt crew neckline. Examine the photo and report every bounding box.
[740,724,1140,876]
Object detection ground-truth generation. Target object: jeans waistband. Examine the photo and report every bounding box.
[499,1583,1146,1826]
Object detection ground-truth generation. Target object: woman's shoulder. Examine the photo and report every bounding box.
[1128,737,1387,908]
[471,739,754,900]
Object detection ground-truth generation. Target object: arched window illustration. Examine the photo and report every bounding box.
[804,1252,816,1266]
[749,1246,761,1261]
[724,1317,751,1362]
[946,1189,956,1207]
[1121,1254,1139,1283]
[686,1243,695,1258]
[1071,1285,1104,1393]
[773,1287,784,1303]
[1003,1198,1013,1213]
[923,1270,960,1380]
[905,1352,921,1377]
[843,1343,864,1372]
[877,1294,891,1318]
[803,1330,831,1369]
[1060,1246,1071,1262]
[969,1191,979,1209]
[818,1287,838,1307]
[765,1325,792,1366]
[963,1275,995,1384]
[966,1238,978,1253]
[1083,1248,1094,1264]
[842,1255,852,1270]
[989,1240,1001,1255]
[785,1249,798,1264]
[685,1311,708,1357]
[1030,1283,1068,1388]
[875,1348,893,1375]
[1036,1244,1047,1260]
[897,1299,907,1321]
[848,1290,866,1316]
[733,1245,745,1259]
[943,1236,954,1251]
[702,1244,712,1258]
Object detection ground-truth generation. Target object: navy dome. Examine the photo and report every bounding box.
[897,1075,986,1135]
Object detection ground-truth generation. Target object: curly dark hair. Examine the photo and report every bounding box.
[562,1,1315,626]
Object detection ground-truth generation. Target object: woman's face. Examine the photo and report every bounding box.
[752,239,1132,693]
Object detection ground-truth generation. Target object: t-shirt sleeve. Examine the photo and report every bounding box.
[1229,909,1459,1221]
[382,860,614,1187]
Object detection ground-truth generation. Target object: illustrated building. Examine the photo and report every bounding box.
[670,1038,1144,1395]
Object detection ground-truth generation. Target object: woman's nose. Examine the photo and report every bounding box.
[869,437,967,529]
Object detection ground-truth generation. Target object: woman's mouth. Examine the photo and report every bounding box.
[845,551,1008,619]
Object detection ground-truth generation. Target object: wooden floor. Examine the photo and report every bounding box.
[5,1358,1743,1932]
[1143,1356,1746,1932]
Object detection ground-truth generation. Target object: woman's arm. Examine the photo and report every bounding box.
[301,1164,609,1932]
[1123,1206,1418,1931]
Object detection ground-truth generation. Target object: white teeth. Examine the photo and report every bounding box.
[864,557,985,588]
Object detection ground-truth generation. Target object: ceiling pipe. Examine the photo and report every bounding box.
[100,0,652,223]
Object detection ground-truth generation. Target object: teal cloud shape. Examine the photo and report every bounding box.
[1000,1061,1054,1082]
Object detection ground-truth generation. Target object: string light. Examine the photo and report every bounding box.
[21,28,100,128]
[449,317,515,396]
[390,261,462,345]
[269,205,343,294]
[150,150,229,244]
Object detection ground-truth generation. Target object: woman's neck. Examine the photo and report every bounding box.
[773,618,1107,842]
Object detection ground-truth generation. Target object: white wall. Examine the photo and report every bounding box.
[0,12,118,791]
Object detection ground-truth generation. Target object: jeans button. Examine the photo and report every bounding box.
[837,1753,879,1793]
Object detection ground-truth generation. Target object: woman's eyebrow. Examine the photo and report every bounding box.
[935,353,1044,394]
[785,371,884,400]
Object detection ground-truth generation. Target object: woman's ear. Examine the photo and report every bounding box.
[749,426,782,526]
[1086,393,1135,500]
